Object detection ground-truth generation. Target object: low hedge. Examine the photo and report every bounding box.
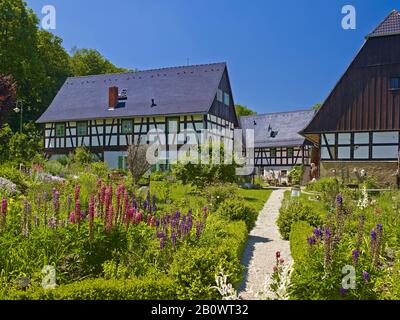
[289,221,313,263]
[215,198,257,231]
[277,192,324,240]
[0,276,177,300]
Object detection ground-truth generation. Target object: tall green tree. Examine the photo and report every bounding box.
[235,104,257,118]
[70,48,129,76]
[0,0,43,128]
[35,30,72,120]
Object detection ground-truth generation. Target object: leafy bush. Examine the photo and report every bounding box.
[289,221,313,263]
[288,166,304,186]
[203,183,239,211]
[306,177,341,207]
[44,160,65,177]
[277,194,324,240]
[170,243,243,300]
[173,144,237,188]
[0,277,177,300]
[0,164,27,193]
[215,198,257,231]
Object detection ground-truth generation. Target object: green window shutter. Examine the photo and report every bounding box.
[118,156,123,170]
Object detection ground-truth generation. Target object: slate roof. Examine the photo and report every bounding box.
[240,110,316,148]
[367,10,400,38]
[37,62,227,123]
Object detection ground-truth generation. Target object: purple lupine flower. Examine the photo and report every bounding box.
[336,193,343,207]
[152,195,157,212]
[307,236,316,245]
[362,271,370,282]
[196,221,202,240]
[377,224,383,232]
[48,217,56,229]
[352,249,359,265]
[325,228,332,239]
[339,287,348,298]
[160,237,165,250]
[52,189,60,217]
[370,229,377,241]
[156,230,165,239]
[171,232,177,249]
[143,199,148,211]
[313,228,323,239]
[66,195,72,215]
[174,210,181,220]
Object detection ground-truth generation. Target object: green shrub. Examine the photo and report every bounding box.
[170,244,242,300]
[0,164,27,193]
[306,177,341,207]
[289,221,313,263]
[215,198,257,231]
[288,166,304,185]
[0,277,177,300]
[44,160,65,176]
[203,183,239,211]
[277,195,324,240]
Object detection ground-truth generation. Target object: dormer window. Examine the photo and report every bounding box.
[390,77,400,90]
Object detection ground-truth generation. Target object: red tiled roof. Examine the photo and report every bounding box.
[367,10,400,38]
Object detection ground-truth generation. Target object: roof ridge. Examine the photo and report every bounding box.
[240,109,314,119]
[67,62,226,80]
[366,9,400,38]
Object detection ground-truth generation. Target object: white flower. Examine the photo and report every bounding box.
[212,268,239,300]
[357,185,369,210]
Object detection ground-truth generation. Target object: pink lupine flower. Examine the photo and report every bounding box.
[105,203,113,233]
[115,185,123,224]
[125,207,135,225]
[74,185,81,202]
[89,195,95,240]
[1,198,7,227]
[69,212,75,224]
[135,211,143,224]
[122,189,129,224]
[75,200,81,224]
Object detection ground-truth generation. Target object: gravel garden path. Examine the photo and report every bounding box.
[238,188,292,300]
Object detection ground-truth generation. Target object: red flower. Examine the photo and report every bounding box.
[276,251,281,259]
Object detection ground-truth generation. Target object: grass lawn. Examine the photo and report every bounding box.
[150,181,272,214]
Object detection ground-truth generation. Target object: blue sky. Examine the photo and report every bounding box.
[26,0,399,114]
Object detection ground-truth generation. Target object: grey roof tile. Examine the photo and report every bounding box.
[367,10,400,38]
[37,62,226,123]
[239,110,316,148]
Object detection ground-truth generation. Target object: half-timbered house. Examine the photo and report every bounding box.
[240,109,315,179]
[37,63,239,169]
[301,10,400,186]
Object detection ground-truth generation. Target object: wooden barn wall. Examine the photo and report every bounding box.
[306,35,400,133]
[208,69,239,127]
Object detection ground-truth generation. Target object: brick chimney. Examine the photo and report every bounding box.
[108,86,118,109]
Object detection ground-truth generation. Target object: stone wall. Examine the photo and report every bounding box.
[319,161,399,187]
